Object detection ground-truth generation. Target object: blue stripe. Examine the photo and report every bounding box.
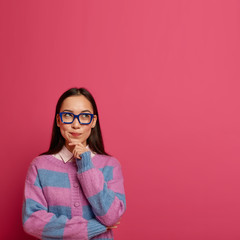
[34,174,41,188]
[35,169,70,188]
[88,183,115,216]
[99,166,114,182]
[48,205,72,219]
[22,198,47,224]
[82,205,95,220]
[77,151,94,173]
[42,215,66,240]
[116,193,126,208]
[87,219,106,239]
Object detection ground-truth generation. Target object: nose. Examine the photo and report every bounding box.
[72,117,81,128]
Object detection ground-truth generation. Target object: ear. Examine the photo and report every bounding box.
[92,115,97,128]
[56,114,60,127]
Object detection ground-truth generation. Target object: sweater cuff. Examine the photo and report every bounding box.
[76,151,94,173]
[87,219,107,239]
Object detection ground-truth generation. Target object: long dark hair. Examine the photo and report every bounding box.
[41,87,109,156]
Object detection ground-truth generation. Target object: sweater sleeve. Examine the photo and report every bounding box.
[76,152,126,227]
[22,161,107,240]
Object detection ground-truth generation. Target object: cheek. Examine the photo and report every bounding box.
[59,124,71,139]
[82,126,92,138]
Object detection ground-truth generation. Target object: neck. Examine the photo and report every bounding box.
[65,143,74,153]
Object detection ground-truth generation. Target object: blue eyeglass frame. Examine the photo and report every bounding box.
[59,112,94,125]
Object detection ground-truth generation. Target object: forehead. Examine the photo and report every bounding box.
[60,95,93,112]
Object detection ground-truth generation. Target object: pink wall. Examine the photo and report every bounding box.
[1,1,240,239]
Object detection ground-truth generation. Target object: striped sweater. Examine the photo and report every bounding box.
[22,151,126,240]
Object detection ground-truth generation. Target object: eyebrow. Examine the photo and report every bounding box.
[62,109,92,113]
[62,109,73,112]
[81,110,92,113]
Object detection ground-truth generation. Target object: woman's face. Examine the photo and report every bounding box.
[56,95,97,149]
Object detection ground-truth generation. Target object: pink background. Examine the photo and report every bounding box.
[1,1,240,239]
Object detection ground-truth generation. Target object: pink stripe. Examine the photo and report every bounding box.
[24,183,48,208]
[78,169,104,198]
[80,197,89,206]
[23,210,53,237]
[92,156,120,168]
[107,180,125,194]
[112,164,123,178]
[37,163,69,173]
[26,164,38,183]
[43,186,71,206]
[32,156,73,173]
[97,196,125,226]
[63,218,88,239]
[107,164,125,194]
[94,230,113,239]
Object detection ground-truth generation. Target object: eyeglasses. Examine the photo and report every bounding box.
[59,112,94,125]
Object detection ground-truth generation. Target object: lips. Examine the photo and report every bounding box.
[70,132,81,137]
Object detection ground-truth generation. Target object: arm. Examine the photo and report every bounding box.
[76,152,126,227]
[22,162,107,240]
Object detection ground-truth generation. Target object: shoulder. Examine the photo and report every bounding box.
[28,154,62,172]
[25,155,53,182]
[31,154,53,167]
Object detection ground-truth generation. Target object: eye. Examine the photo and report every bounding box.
[79,113,93,124]
[81,114,90,118]
[63,113,73,118]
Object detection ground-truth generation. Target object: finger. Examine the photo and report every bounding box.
[68,142,77,146]
[108,226,117,229]
[73,149,79,158]
[108,223,119,228]
[73,149,81,159]
[69,140,84,146]
[72,148,76,155]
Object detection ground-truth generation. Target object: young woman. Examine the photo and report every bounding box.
[22,88,126,240]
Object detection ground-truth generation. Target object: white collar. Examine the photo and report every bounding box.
[53,145,95,163]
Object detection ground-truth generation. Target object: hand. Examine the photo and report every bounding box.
[67,134,89,159]
[107,221,120,230]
